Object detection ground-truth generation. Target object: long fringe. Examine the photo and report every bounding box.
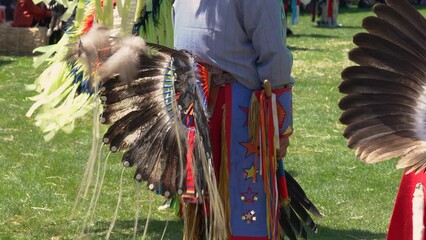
[106,167,126,239]
[160,218,169,240]
[133,183,141,240]
[141,191,153,240]
[218,104,231,236]
[89,150,111,225]
[183,203,202,240]
[80,146,110,235]
[193,131,226,240]
[73,85,101,212]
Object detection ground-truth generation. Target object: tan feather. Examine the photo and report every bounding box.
[355,134,415,159]
[363,141,420,163]
[343,115,415,139]
[397,145,426,170]
[348,124,416,149]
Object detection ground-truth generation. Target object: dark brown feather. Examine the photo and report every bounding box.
[341,66,424,86]
[362,16,426,60]
[104,106,162,151]
[353,32,426,70]
[339,105,415,126]
[339,77,420,96]
[384,0,426,37]
[339,94,417,112]
[373,4,426,59]
[101,78,163,105]
[279,211,297,240]
[343,114,415,139]
[160,129,187,195]
[348,48,425,81]
[278,171,322,240]
[125,118,174,186]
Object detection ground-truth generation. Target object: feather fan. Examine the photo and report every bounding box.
[339,0,426,173]
[71,25,226,238]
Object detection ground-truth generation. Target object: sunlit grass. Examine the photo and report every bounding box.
[0,5,425,239]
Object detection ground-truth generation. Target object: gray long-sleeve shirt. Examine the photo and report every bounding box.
[173,0,294,90]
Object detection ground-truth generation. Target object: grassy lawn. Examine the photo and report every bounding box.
[1,5,425,240]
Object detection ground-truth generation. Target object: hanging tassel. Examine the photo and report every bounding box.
[182,131,197,203]
[413,183,425,240]
[183,203,203,240]
[259,80,281,239]
[218,105,231,237]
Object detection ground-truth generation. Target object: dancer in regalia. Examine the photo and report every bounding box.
[172,1,320,238]
[339,1,426,239]
[27,0,321,239]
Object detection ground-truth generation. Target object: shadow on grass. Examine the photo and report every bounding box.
[87,219,386,239]
[290,33,337,39]
[339,6,375,14]
[314,225,386,240]
[0,59,14,67]
[335,26,364,30]
[287,45,325,52]
[91,219,183,239]
[312,25,364,30]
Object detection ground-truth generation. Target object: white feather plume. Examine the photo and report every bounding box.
[98,36,146,85]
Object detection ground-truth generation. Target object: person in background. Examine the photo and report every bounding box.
[0,0,14,21]
[283,0,294,36]
[12,0,51,27]
[317,0,341,27]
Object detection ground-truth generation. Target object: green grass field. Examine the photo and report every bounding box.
[1,5,425,240]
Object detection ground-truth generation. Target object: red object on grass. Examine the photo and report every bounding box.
[12,0,52,27]
[387,171,426,240]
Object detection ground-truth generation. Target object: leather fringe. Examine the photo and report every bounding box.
[218,105,231,238]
